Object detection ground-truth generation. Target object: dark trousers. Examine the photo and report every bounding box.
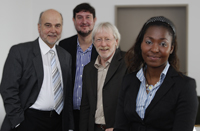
[16,109,62,131]
[73,109,80,131]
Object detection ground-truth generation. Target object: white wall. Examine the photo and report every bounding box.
[0,0,33,126]
[0,0,199,127]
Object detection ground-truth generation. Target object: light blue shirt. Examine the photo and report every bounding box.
[136,62,170,119]
[73,39,92,110]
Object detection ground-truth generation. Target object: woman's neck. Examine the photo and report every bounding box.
[145,66,164,86]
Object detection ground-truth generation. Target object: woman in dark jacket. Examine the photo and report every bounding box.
[114,16,198,131]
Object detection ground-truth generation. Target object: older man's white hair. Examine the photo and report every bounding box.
[92,22,121,48]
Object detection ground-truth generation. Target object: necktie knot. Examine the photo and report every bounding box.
[49,50,55,57]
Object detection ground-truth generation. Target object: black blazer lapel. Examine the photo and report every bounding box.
[32,38,44,90]
[104,49,122,86]
[145,67,178,117]
[71,35,78,66]
[91,44,98,61]
[131,75,143,121]
[70,36,78,83]
[56,45,69,101]
[90,64,98,101]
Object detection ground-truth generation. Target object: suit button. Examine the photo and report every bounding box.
[142,122,145,125]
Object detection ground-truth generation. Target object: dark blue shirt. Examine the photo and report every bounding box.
[73,39,92,110]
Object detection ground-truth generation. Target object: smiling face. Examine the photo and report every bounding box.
[73,11,96,37]
[94,29,118,63]
[38,9,62,48]
[141,25,174,69]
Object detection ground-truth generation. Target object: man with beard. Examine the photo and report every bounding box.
[59,3,98,131]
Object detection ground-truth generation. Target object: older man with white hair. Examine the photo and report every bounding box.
[80,22,127,131]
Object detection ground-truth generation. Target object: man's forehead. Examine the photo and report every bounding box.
[41,16,62,24]
[41,10,62,22]
[43,22,62,25]
[76,11,93,16]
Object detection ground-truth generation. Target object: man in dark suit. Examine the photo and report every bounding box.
[59,3,98,131]
[80,22,127,131]
[0,9,73,131]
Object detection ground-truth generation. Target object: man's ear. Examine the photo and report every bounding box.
[93,17,97,23]
[38,24,41,33]
[115,39,119,48]
[73,18,75,23]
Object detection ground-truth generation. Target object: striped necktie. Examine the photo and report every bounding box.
[49,50,63,114]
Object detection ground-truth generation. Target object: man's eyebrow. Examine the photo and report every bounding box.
[44,23,51,25]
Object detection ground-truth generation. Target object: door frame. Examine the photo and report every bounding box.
[115,4,188,74]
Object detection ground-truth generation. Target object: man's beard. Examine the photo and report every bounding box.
[77,30,92,37]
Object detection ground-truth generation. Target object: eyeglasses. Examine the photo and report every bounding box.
[95,38,114,43]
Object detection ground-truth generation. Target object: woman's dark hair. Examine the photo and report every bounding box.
[125,16,179,73]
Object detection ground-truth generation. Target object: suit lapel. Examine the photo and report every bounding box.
[32,38,44,91]
[91,44,98,61]
[104,49,122,86]
[56,45,67,86]
[56,45,68,100]
[71,36,78,64]
[71,36,78,80]
[90,63,98,101]
[130,75,142,121]
[145,67,178,117]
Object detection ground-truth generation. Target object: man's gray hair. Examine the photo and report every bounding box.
[92,22,121,48]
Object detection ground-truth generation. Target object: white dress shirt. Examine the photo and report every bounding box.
[30,37,63,111]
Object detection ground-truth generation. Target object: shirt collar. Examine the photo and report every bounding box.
[77,38,93,53]
[94,51,115,69]
[136,62,170,82]
[38,37,56,55]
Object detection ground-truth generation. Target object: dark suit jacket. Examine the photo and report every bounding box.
[0,38,74,131]
[114,66,198,131]
[59,35,98,88]
[80,49,127,131]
